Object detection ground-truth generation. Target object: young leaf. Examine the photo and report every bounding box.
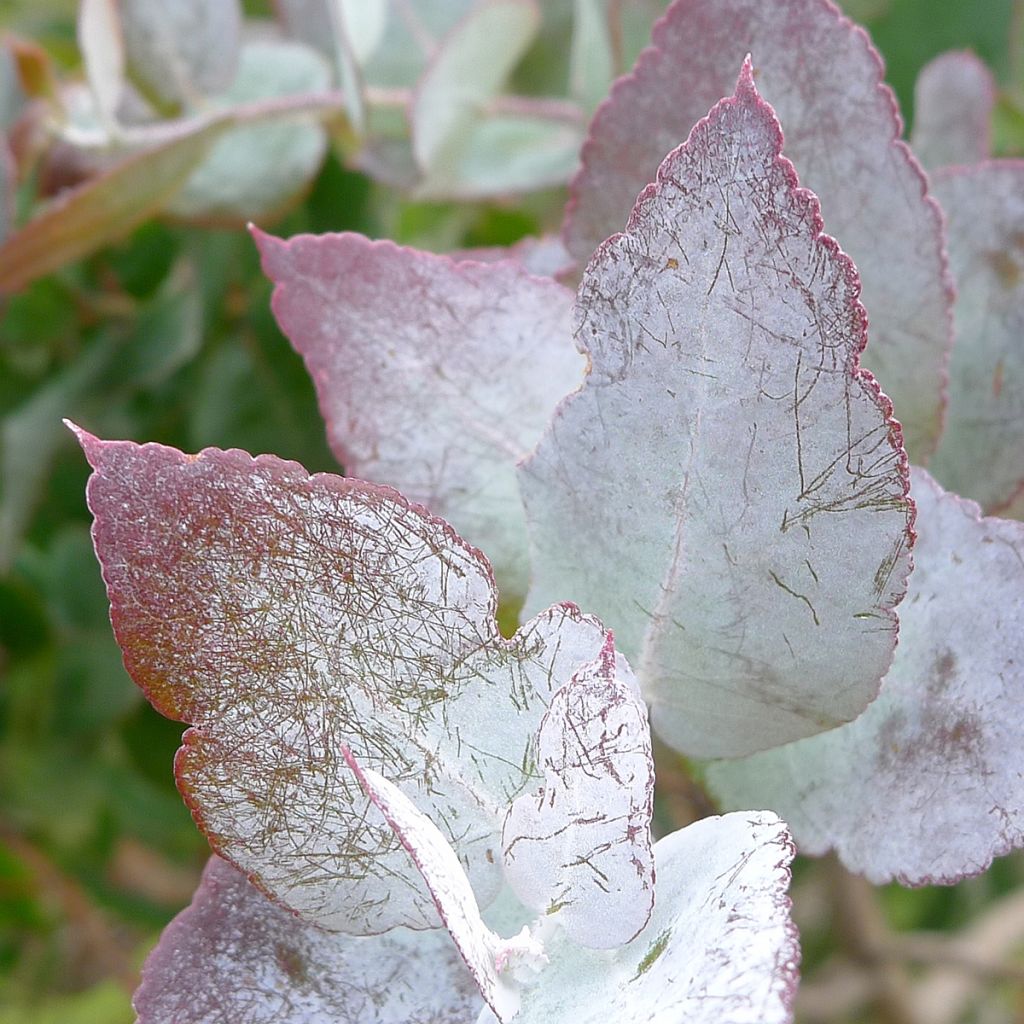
[119,0,242,107]
[74,428,611,934]
[521,62,913,760]
[484,812,798,1024]
[709,467,1024,885]
[255,229,583,600]
[563,0,952,459]
[134,856,484,1024]
[344,748,543,1023]
[911,51,995,169]
[76,0,124,129]
[502,635,655,948]
[927,164,1024,512]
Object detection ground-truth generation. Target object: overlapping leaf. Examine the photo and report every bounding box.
[927,164,1024,512]
[502,637,654,947]
[76,429,614,935]
[256,230,583,600]
[521,63,913,760]
[563,0,952,459]
[911,51,995,169]
[134,856,483,1024]
[709,468,1024,885]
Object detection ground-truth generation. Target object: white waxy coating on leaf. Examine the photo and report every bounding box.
[134,856,484,1024]
[345,749,537,1023]
[502,636,655,948]
[927,164,1024,513]
[563,0,952,459]
[911,51,995,170]
[709,467,1024,885]
[255,230,583,600]
[521,62,913,760]
[494,812,798,1024]
[119,0,241,105]
[76,429,612,934]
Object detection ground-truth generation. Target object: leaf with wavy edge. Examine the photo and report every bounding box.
[502,634,655,948]
[562,0,952,460]
[911,51,995,170]
[927,164,1024,513]
[480,812,798,1024]
[255,229,583,601]
[709,467,1024,885]
[135,856,484,1024]
[521,62,913,760]
[73,426,612,934]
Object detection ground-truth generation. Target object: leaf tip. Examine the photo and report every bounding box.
[65,419,102,464]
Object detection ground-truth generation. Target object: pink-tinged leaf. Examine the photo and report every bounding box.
[563,0,952,459]
[927,164,1024,512]
[482,812,797,1024]
[521,63,913,760]
[454,234,573,279]
[709,467,1024,885]
[75,428,611,933]
[135,856,483,1024]
[345,749,546,1023]
[0,136,14,244]
[255,230,583,600]
[911,51,995,169]
[502,635,654,948]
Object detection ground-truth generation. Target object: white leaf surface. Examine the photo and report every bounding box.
[522,62,913,759]
[709,467,1024,884]
[502,636,655,948]
[134,856,483,1024]
[928,163,1024,512]
[255,229,583,601]
[77,0,124,127]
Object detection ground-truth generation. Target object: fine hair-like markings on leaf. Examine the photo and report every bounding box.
[72,424,613,935]
[709,467,1024,886]
[562,0,953,460]
[502,633,656,948]
[521,59,914,760]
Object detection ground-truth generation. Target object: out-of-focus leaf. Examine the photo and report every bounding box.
[562,0,953,460]
[0,136,14,244]
[255,229,582,601]
[277,0,388,64]
[166,38,330,224]
[120,0,242,107]
[77,430,613,934]
[911,51,995,168]
[709,468,1024,885]
[134,856,483,1024]
[0,117,227,294]
[522,63,914,760]
[569,0,614,110]
[502,637,654,948]
[411,0,540,172]
[77,0,124,128]
[0,983,133,1024]
[485,813,798,1024]
[929,164,1024,511]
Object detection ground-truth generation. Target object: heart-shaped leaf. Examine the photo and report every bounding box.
[255,229,583,601]
[927,164,1024,512]
[563,0,952,459]
[521,61,914,760]
[502,635,655,948]
[134,856,483,1024]
[911,51,995,170]
[709,467,1024,885]
[75,427,611,934]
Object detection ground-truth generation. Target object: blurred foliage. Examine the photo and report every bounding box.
[0,1,1023,1022]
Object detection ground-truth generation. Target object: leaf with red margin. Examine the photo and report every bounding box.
[709,467,1024,885]
[562,0,953,460]
[521,62,914,760]
[255,229,583,601]
[501,635,655,948]
[927,164,1024,513]
[482,812,799,1024]
[911,51,995,170]
[134,856,484,1024]
[74,427,612,934]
